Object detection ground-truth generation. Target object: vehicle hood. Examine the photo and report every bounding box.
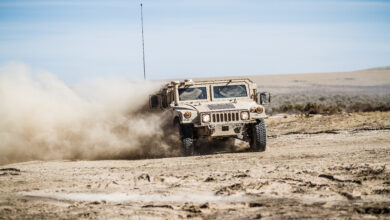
[174,101,258,113]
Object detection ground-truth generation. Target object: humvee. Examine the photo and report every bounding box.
[149,78,270,156]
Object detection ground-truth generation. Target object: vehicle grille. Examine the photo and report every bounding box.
[211,111,240,123]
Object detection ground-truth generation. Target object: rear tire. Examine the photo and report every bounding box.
[250,119,267,152]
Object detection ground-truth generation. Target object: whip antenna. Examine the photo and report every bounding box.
[140,3,146,80]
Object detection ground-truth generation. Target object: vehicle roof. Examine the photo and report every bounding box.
[166,78,254,88]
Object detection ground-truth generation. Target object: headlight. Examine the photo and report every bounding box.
[184,111,191,119]
[241,111,249,120]
[202,114,210,123]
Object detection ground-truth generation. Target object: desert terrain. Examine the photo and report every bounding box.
[1,68,390,219]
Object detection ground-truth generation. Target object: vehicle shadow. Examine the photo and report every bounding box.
[195,138,250,156]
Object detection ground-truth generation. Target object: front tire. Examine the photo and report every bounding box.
[250,119,267,152]
[182,137,195,156]
[175,121,195,156]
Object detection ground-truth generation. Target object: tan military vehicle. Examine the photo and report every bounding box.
[149,78,270,156]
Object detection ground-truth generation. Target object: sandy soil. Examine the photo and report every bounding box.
[1,112,389,219]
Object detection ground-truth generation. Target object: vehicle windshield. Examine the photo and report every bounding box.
[178,87,207,101]
[213,84,247,98]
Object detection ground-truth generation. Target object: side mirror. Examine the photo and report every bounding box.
[258,92,271,104]
[149,95,160,109]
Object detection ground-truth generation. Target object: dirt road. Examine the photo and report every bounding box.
[1,113,390,219]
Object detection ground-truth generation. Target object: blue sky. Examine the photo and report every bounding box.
[0,0,389,84]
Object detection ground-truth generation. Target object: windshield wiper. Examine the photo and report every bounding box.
[225,80,232,86]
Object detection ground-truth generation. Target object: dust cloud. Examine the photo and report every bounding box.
[0,63,179,165]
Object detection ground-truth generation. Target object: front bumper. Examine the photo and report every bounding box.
[196,122,251,138]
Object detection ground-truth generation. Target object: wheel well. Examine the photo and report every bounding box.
[173,117,180,125]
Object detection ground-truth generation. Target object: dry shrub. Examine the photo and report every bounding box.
[270,94,390,115]
[272,102,343,115]
[348,102,390,112]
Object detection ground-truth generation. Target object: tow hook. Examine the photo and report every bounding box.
[208,125,215,134]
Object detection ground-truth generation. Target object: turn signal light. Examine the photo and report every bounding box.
[184,111,191,118]
[256,106,263,113]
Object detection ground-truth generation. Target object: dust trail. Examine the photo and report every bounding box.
[0,62,180,165]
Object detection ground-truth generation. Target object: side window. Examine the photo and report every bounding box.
[162,94,168,108]
[150,95,160,109]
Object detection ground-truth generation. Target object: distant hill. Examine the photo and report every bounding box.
[169,66,390,90]
[357,66,390,72]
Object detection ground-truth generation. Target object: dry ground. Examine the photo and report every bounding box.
[1,68,390,219]
[1,112,389,219]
